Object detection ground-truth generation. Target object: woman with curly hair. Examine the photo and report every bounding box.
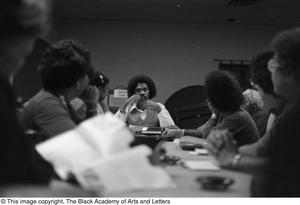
[115,75,177,128]
[163,70,259,147]
[21,39,99,140]
[242,88,268,137]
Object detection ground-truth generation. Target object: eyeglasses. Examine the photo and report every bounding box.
[268,58,280,72]
[135,87,149,93]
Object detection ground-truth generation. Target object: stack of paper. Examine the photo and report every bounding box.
[182,160,220,171]
[188,148,209,155]
[36,113,174,193]
[75,146,175,193]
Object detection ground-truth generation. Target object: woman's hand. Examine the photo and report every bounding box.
[205,129,238,168]
[80,86,99,109]
[162,128,184,139]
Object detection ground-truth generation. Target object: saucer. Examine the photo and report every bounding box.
[196,175,234,191]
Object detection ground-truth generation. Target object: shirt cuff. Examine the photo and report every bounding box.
[115,110,127,121]
[157,108,175,127]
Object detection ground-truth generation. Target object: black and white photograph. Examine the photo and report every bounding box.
[1,0,300,200]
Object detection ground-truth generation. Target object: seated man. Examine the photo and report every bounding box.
[21,39,99,140]
[115,75,177,128]
[163,71,259,147]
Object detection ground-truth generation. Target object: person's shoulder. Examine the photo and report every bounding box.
[26,90,64,112]
[26,90,56,104]
[225,109,253,122]
[238,108,252,118]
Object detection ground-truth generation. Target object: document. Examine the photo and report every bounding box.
[74,146,175,193]
[188,148,209,155]
[36,113,132,179]
[182,160,220,171]
[36,113,174,193]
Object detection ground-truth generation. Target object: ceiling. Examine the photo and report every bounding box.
[53,0,300,26]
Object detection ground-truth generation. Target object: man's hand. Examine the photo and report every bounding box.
[120,94,141,113]
[138,100,162,113]
[205,129,238,168]
[80,86,99,109]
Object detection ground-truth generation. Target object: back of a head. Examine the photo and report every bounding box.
[242,89,264,114]
[205,70,244,112]
[271,27,300,84]
[260,27,300,197]
[0,0,50,39]
[251,50,274,95]
[127,75,157,99]
[39,39,91,94]
[0,0,51,76]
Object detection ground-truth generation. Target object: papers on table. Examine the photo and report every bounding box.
[36,113,132,179]
[182,160,220,171]
[75,146,175,193]
[188,148,209,155]
[36,113,174,193]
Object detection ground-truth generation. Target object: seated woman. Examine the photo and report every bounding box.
[206,29,300,196]
[199,51,286,175]
[115,75,177,128]
[239,50,286,157]
[21,40,99,140]
[242,89,269,137]
[163,70,259,147]
[71,70,110,121]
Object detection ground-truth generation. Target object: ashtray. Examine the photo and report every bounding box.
[196,176,234,191]
[159,155,181,165]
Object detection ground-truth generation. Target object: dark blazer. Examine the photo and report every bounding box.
[0,73,53,184]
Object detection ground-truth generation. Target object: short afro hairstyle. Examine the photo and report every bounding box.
[39,39,91,94]
[127,75,157,99]
[250,50,275,95]
[271,27,300,82]
[205,70,244,112]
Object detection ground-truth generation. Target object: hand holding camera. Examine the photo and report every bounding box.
[80,85,99,109]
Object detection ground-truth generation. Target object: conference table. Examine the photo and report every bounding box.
[107,136,252,197]
[0,136,252,197]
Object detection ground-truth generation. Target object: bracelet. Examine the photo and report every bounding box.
[232,153,242,169]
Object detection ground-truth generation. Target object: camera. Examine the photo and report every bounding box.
[89,71,109,88]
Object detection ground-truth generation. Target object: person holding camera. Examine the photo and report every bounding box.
[115,75,177,128]
[71,70,110,121]
[21,39,99,140]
